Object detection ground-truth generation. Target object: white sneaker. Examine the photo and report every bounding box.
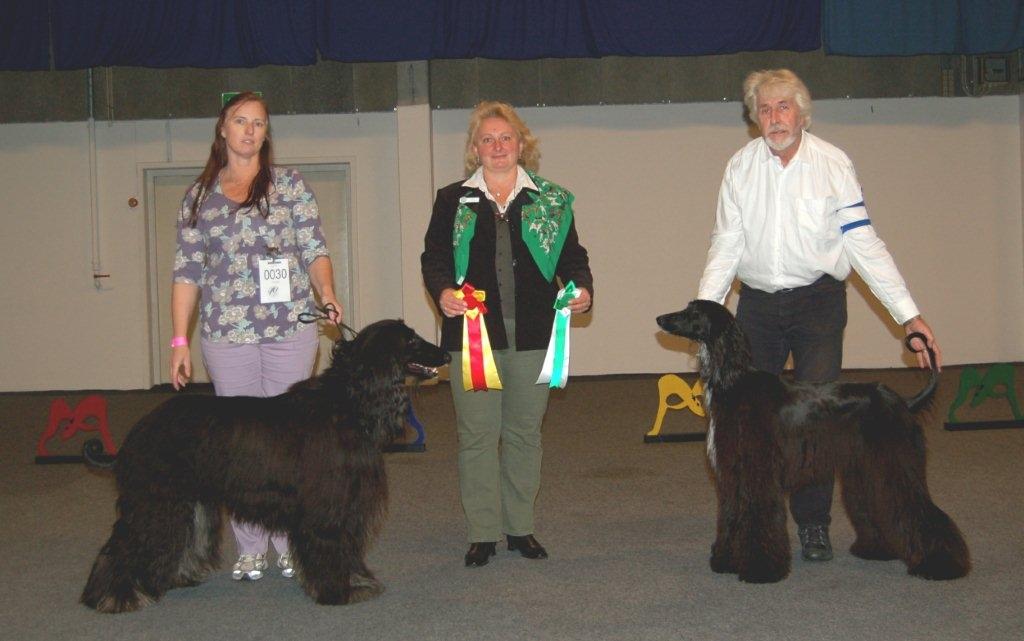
[232,553,268,581]
[277,552,295,578]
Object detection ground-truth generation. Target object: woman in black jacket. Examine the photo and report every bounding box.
[422,101,593,567]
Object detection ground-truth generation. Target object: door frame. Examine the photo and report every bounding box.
[139,157,359,387]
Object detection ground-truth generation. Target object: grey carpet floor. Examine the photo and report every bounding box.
[1,367,1021,641]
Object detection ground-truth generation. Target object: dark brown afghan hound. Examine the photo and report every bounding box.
[81,320,449,613]
[656,300,969,584]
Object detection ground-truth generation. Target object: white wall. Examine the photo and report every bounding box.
[1,95,1021,391]
[0,112,399,391]
[434,96,1024,375]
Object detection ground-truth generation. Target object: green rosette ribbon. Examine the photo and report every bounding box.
[536,281,579,389]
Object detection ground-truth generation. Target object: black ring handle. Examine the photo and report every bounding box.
[904,331,928,353]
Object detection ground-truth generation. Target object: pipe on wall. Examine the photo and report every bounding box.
[87,69,109,288]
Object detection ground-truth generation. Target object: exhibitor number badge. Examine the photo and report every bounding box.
[259,258,292,304]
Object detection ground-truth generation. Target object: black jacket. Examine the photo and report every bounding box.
[421,179,593,352]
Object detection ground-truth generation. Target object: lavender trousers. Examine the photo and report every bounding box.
[200,327,319,556]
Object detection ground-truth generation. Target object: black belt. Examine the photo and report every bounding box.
[741,274,843,297]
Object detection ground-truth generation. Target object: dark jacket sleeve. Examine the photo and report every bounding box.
[421,186,457,309]
[555,216,594,302]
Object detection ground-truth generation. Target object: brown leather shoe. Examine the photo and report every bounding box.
[506,534,548,559]
[464,542,497,567]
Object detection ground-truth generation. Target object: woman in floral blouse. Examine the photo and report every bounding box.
[421,101,593,567]
[171,92,342,582]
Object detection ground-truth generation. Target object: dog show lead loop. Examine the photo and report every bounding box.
[298,303,355,340]
[904,332,928,353]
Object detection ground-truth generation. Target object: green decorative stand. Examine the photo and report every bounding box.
[945,364,1024,431]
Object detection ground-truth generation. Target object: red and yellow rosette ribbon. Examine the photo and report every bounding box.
[456,283,502,391]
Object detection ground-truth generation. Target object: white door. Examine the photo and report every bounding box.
[151,172,209,386]
[148,164,353,386]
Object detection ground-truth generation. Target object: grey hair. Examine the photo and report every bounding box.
[743,69,812,130]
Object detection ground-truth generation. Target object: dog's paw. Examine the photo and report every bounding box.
[737,558,789,584]
[709,553,737,574]
[908,552,971,581]
[345,580,385,604]
[709,539,738,574]
[86,589,156,614]
[849,538,898,561]
[309,574,385,605]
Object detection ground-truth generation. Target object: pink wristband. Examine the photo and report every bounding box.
[170,336,188,348]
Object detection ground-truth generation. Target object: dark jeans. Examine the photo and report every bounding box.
[735,275,847,527]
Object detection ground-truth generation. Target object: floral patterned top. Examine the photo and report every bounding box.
[173,167,330,344]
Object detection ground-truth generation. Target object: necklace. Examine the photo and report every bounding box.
[485,174,515,200]
[490,184,514,202]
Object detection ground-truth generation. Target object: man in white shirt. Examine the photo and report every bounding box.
[697,69,941,562]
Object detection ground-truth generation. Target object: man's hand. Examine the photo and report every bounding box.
[904,316,941,371]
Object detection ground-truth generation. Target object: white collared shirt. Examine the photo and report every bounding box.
[697,131,919,324]
[462,165,538,215]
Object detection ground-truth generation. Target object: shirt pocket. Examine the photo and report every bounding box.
[791,196,834,240]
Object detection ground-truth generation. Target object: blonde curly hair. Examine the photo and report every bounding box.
[463,101,540,176]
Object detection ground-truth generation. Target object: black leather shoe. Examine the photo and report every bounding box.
[464,542,496,567]
[506,534,548,559]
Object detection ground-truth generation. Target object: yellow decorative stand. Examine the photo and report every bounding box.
[644,374,707,443]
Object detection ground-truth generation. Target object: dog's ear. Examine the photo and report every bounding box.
[332,337,353,360]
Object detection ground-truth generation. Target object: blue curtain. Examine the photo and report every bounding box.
[8,1,1023,71]
[51,0,317,69]
[1,1,50,70]
[960,2,1024,54]
[316,0,820,62]
[824,0,1024,55]
[316,1,435,61]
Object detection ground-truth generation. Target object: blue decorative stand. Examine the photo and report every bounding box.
[385,405,427,452]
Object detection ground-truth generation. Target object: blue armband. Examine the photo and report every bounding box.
[840,219,872,233]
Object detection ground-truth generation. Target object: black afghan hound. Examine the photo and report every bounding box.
[656,300,969,584]
[81,319,449,613]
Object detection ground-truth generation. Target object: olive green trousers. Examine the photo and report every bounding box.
[449,338,550,543]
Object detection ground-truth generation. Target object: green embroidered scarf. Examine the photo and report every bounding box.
[452,170,574,284]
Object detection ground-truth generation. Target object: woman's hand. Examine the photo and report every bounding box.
[439,288,468,318]
[320,294,344,325]
[170,346,192,391]
[567,287,592,314]
[170,282,200,391]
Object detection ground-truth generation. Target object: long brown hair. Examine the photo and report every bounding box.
[187,91,274,227]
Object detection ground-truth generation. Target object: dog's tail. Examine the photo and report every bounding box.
[904,332,939,413]
[82,438,117,469]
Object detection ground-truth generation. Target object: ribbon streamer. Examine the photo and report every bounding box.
[456,283,502,391]
[537,281,579,389]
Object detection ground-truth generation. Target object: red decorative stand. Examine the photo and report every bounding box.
[35,395,118,464]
